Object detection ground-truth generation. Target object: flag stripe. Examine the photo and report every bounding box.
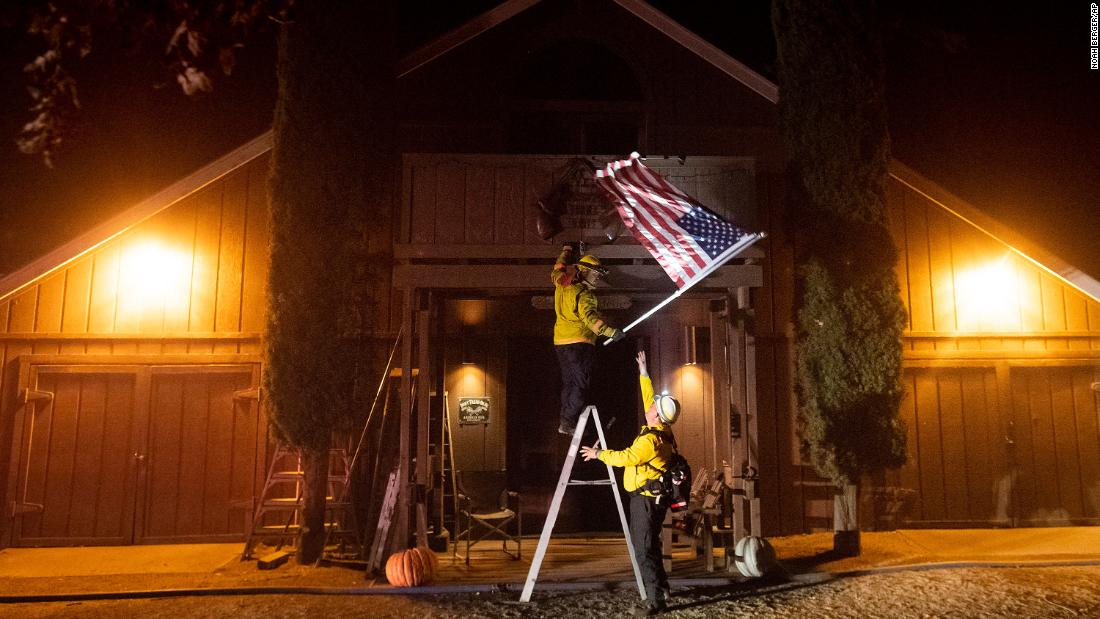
[617,164,709,271]
[596,153,761,290]
[598,171,692,286]
[617,164,708,272]
[612,190,692,286]
[600,169,698,283]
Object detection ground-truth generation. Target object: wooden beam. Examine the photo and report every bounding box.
[611,0,778,103]
[906,331,1100,339]
[17,353,261,367]
[761,331,1100,342]
[904,350,1100,362]
[729,294,748,547]
[394,288,415,555]
[742,292,761,538]
[396,0,545,78]
[709,303,728,468]
[393,264,763,290]
[415,306,431,548]
[394,243,765,260]
[905,358,1100,369]
[0,332,262,342]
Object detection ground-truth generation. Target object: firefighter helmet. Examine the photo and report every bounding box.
[576,254,609,276]
[654,393,681,425]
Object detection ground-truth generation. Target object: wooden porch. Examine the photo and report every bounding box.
[427,535,733,585]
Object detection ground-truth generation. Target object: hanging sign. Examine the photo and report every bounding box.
[458,397,490,425]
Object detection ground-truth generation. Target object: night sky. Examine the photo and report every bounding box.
[1,1,1097,278]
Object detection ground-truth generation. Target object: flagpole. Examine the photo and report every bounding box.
[605,232,766,344]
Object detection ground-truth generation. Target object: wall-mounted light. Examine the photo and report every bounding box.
[118,239,193,319]
[954,254,1021,330]
[461,332,475,365]
[683,325,710,366]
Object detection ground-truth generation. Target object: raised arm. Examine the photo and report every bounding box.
[637,350,654,405]
[551,244,574,286]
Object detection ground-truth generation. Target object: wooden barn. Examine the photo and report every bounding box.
[2,0,1098,550]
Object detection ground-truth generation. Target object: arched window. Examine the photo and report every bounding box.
[506,39,646,155]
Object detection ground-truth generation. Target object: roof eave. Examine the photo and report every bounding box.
[0,131,273,303]
[889,160,1100,304]
[395,0,780,104]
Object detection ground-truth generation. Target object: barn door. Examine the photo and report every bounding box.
[138,365,264,543]
[11,366,143,546]
[898,367,1011,526]
[1008,365,1100,526]
[10,359,265,547]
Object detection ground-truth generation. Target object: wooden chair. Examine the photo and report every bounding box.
[681,463,740,572]
[453,470,521,565]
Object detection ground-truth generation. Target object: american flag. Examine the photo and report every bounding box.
[595,152,763,289]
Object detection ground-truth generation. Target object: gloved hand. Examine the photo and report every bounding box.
[562,241,581,262]
[609,329,626,343]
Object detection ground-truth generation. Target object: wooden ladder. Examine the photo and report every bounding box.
[433,391,458,543]
[363,366,419,571]
[242,444,357,560]
[519,405,646,603]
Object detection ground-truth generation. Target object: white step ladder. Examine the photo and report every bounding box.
[520,405,646,603]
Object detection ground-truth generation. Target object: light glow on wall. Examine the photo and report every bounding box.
[118,240,193,319]
[675,364,703,394]
[458,363,483,394]
[954,255,1021,330]
[456,300,487,326]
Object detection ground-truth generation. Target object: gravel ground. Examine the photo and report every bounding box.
[4,565,1099,618]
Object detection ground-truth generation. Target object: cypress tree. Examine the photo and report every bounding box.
[772,0,907,509]
[266,1,395,564]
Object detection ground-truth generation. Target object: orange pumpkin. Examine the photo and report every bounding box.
[385,546,437,587]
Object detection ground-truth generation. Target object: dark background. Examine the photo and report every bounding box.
[1,1,1098,278]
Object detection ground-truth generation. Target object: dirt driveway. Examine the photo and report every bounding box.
[4,565,1099,618]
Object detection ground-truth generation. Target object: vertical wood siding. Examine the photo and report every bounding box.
[401,154,754,247]
[444,300,507,473]
[888,177,1100,345]
[14,371,138,545]
[756,173,1100,533]
[1010,367,1100,524]
[0,154,273,546]
[884,179,1100,527]
[5,139,1099,545]
[142,368,261,542]
[0,153,271,344]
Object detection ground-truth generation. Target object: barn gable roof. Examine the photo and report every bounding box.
[396,0,778,103]
[0,133,272,302]
[2,0,1097,305]
[888,162,1100,303]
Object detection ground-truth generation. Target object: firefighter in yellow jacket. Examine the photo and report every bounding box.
[552,242,624,435]
[581,350,680,616]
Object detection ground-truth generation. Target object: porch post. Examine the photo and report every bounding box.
[727,290,748,545]
[415,297,431,548]
[393,287,415,554]
[739,286,762,537]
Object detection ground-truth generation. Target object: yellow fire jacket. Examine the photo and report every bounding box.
[597,374,672,495]
[551,247,616,345]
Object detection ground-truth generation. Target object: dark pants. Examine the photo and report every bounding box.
[555,343,594,428]
[629,492,670,608]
